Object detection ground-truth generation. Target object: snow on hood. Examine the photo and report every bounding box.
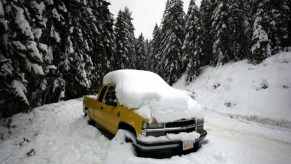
[103,70,203,123]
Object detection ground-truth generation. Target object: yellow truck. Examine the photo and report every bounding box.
[83,70,207,153]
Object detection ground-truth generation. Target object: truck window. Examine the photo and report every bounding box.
[105,86,117,106]
[98,86,108,102]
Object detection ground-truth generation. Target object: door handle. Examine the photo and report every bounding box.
[101,106,103,110]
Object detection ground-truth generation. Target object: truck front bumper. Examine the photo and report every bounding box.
[133,130,207,152]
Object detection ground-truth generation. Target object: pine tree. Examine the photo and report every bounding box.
[144,39,151,71]
[228,0,248,61]
[288,1,291,48]
[87,0,115,89]
[149,24,163,73]
[212,0,232,66]
[135,33,147,70]
[0,0,116,117]
[250,1,271,63]
[114,7,136,69]
[0,0,46,116]
[250,0,290,63]
[243,0,254,57]
[159,0,185,85]
[200,0,216,66]
[183,0,202,83]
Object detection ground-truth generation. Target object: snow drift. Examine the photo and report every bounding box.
[174,51,291,127]
[2,98,291,164]
[103,70,203,123]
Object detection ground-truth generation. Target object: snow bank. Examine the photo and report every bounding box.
[174,52,291,125]
[103,130,135,164]
[2,98,291,164]
[0,99,107,164]
[103,70,203,123]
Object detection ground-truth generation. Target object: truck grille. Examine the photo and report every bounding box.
[196,125,204,133]
[146,131,165,137]
[144,118,204,137]
[165,119,196,128]
[165,127,196,135]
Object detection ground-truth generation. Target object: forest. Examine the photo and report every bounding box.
[0,0,290,118]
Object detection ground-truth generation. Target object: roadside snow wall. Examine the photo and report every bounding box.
[174,52,291,127]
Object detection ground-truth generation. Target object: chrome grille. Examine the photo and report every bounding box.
[145,119,198,137]
[165,119,196,128]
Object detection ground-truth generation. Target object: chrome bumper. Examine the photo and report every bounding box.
[142,123,204,133]
[134,130,207,151]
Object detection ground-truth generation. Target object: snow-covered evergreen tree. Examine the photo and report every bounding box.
[183,0,202,83]
[288,1,291,48]
[0,0,115,117]
[144,39,151,70]
[250,0,290,63]
[149,24,163,74]
[135,33,147,70]
[0,0,45,116]
[114,7,136,69]
[159,0,185,85]
[243,0,254,57]
[87,0,115,90]
[211,0,232,66]
[228,0,248,61]
[200,0,216,66]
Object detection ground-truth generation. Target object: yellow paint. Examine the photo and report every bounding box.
[83,85,147,135]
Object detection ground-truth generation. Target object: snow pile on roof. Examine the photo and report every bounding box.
[103,70,203,122]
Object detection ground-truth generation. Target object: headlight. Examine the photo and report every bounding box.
[147,123,164,129]
[142,122,165,129]
[142,122,147,129]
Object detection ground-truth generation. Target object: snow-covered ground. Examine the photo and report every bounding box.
[174,52,291,128]
[1,52,291,163]
[1,98,291,164]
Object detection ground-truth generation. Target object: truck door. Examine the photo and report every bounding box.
[93,86,108,126]
[102,86,120,134]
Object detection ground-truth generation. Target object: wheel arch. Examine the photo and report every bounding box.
[83,106,88,115]
[118,122,137,136]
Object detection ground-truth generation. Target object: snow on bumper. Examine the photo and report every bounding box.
[134,130,207,151]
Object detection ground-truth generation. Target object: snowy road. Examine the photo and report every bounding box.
[1,98,291,164]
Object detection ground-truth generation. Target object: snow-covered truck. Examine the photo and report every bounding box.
[83,70,207,153]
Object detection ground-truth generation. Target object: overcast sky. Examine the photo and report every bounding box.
[108,0,202,39]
